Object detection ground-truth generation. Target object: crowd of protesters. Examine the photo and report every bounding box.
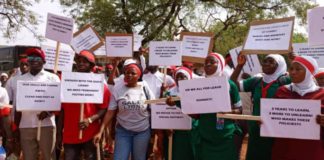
[0,46,323,160]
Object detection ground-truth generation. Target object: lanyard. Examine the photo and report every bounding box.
[261,80,276,98]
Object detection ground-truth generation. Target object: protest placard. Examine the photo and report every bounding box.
[179,76,231,114]
[94,43,106,56]
[105,33,133,57]
[16,81,61,111]
[149,41,182,66]
[180,32,214,63]
[45,13,74,73]
[229,46,262,76]
[260,98,321,140]
[45,13,74,44]
[151,103,192,130]
[308,7,324,46]
[134,34,143,51]
[61,72,104,104]
[293,43,324,68]
[71,24,103,53]
[42,45,75,72]
[242,17,294,54]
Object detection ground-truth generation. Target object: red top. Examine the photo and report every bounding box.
[272,86,324,160]
[62,84,111,144]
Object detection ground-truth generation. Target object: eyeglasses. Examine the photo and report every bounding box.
[27,56,43,62]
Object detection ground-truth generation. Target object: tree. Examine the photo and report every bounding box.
[61,0,317,53]
[196,0,317,53]
[0,0,41,40]
[292,32,307,43]
[60,0,193,45]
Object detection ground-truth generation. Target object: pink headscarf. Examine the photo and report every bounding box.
[174,66,192,79]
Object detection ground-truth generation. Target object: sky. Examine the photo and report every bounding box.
[0,0,323,49]
[0,0,74,50]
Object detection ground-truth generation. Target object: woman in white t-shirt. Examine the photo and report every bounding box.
[94,63,155,160]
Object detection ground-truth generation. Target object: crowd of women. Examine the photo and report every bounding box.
[0,46,323,160]
[94,49,324,160]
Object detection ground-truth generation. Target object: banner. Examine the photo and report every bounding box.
[261,98,321,140]
[179,76,231,114]
[293,43,324,68]
[308,7,324,46]
[45,13,74,44]
[61,72,105,103]
[242,17,294,54]
[105,33,133,57]
[42,45,75,72]
[16,81,61,111]
[149,41,182,66]
[180,32,214,63]
[151,103,192,130]
[71,24,103,53]
[229,46,262,76]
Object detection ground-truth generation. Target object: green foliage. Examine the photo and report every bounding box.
[60,0,317,54]
[292,32,307,43]
[61,0,191,45]
[0,0,42,40]
[0,0,316,50]
[199,0,317,55]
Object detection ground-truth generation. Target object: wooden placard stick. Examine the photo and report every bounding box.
[96,142,101,160]
[144,97,180,104]
[168,132,173,160]
[53,42,61,74]
[37,120,42,141]
[79,103,85,139]
[217,113,261,121]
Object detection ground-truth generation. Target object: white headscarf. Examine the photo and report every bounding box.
[290,56,319,96]
[123,59,137,67]
[262,54,287,83]
[206,53,225,77]
[169,67,192,96]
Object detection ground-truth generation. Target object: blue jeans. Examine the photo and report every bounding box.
[114,125,151,160]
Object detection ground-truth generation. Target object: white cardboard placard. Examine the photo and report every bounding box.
[42,45,75,72]
[293,43,324,68]
[179,76,231,114]
[45,13,74,44]
[261,98,321,140]
[182,35,211,58]
[229,46,262,76]
[151,103,192,130]
[243,18,294,53]
[105,34,133,57]
[71,26,103,53]
[94,44,106,56]
[16,81,61,111]
[308,7,324,46]
[61,72,105,104]
[149,41,182,66]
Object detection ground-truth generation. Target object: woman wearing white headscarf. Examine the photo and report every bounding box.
[272,56,324,160]
[231,54,291,160]
[161,66,199,160]
[196,53,242,160]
